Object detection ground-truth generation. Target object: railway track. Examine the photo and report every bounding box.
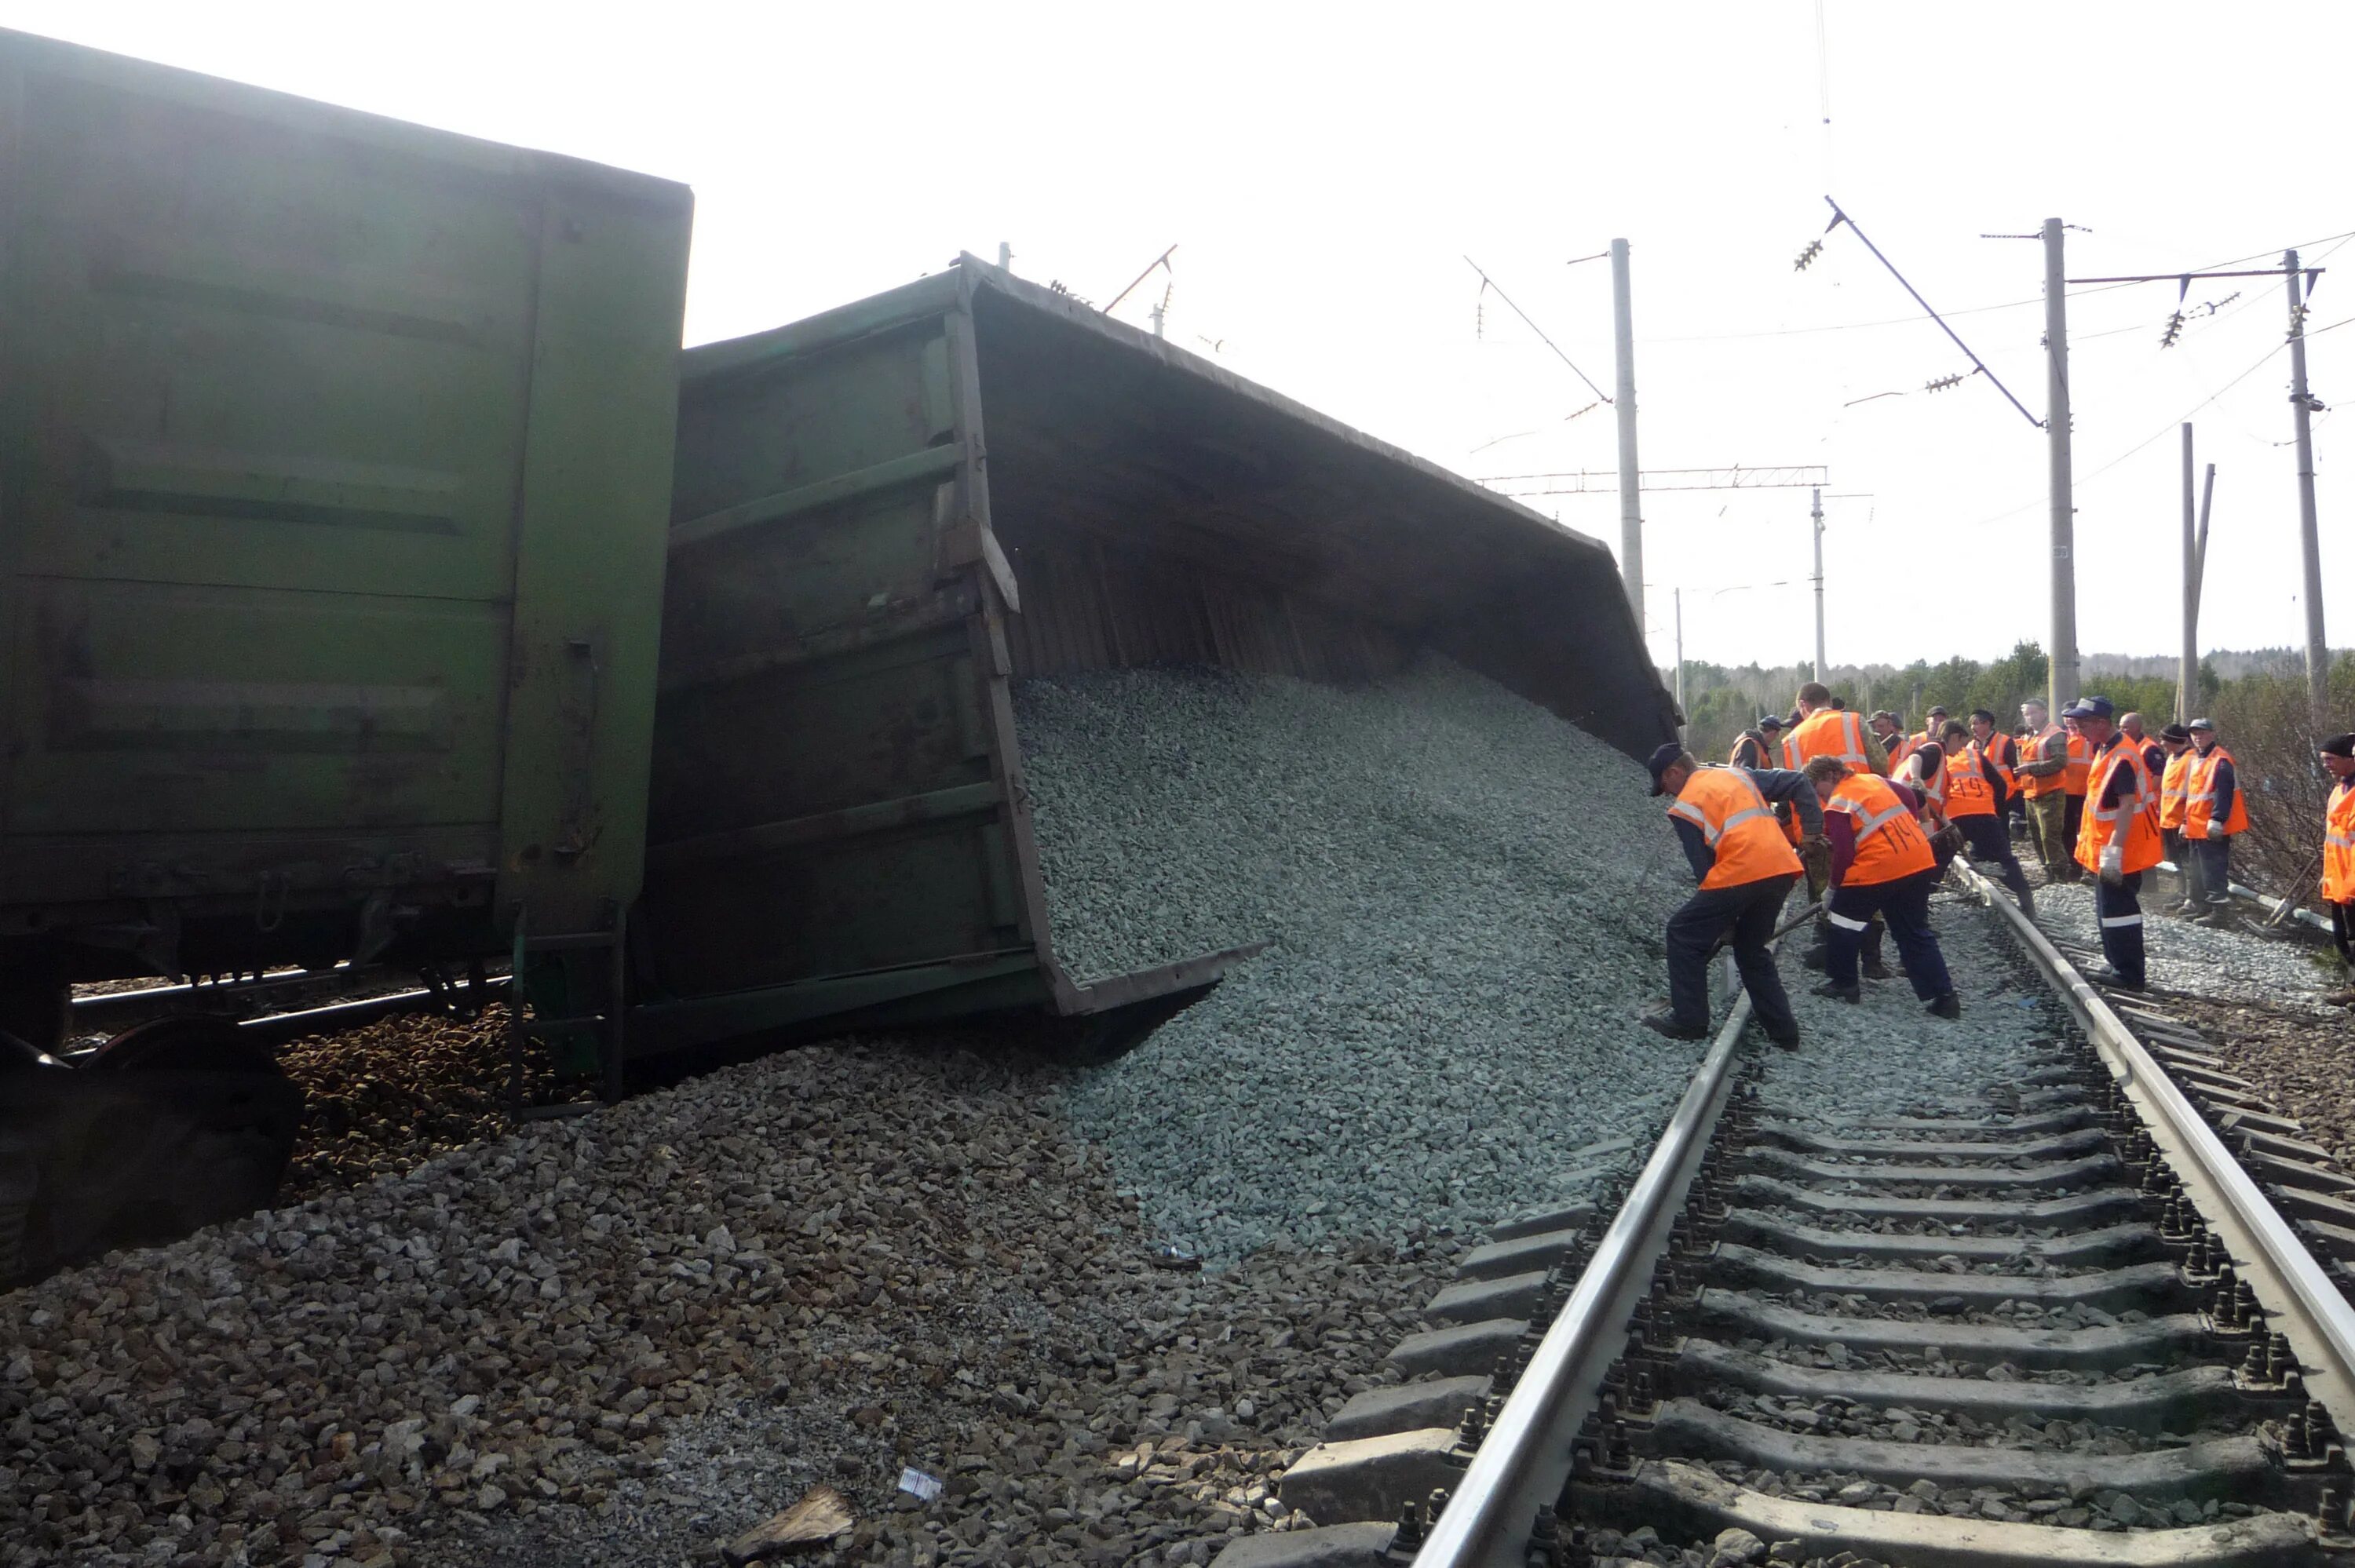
[1216,869,2355,1568]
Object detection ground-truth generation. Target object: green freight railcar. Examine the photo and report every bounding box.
[0,28,691,1277]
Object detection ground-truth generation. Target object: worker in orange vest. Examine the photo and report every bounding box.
[2070,696,2163,990]
[1728,714,1783,770]
[2182,717,2249,924]
[1913,706,1951,765]
[1871,710,1911,771]
[2120,711,2166,774]
[1644,743,1825,1048]
[1940,719,2032,911]
[1970,709,2024,840]
[2320,732,2355,1005]
[2061,714,2094,849]
[1782,682,1885,776]
[1802,755,1960,1017]
[2014,698,2076,883]
[2155,723,2196,912]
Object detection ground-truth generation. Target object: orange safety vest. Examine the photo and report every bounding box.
[1897,749,1947,819]
[2324,779,2355,904]
[1886,734,1916,772]
[2063,731,2093,797]
[1783,709,1871,775]
[1944,746,1999,819]
[1981,731,2019,793]
[1829,772,1937,885]
[2158,749,2193,830]
[2019,725,2066,798]
[1667,765,1806,891]
[2185,746,2250,837]
[2076,738,2163,877]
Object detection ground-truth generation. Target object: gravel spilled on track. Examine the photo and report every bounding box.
[1016,659,1691,1264]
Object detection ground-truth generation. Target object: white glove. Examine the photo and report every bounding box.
[2205,821,2225,841]
[2099,844,2123,884]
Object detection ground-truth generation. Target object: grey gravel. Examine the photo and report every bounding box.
[1764,891,2062,1121]
[1014,659,1697,1261]
[2033,879,2332,1005]
[0,1037,1448,1568]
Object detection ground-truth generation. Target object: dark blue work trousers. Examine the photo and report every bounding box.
[1825,870,1952,999]
[2189,837,2233,910]
[1956,815,2030,899]
[1664,873,1802,1044]
[2096,870,2147,986]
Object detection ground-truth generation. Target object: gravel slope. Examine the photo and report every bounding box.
[1016,661,1695,1262]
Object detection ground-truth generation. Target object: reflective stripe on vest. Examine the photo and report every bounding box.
[1669,765,1806,891]
[1830,773,1937,884]
[1944,749,1996,816]
[2076,739,2163,877]
[2185,746,2250,837]
[2160,751,2193,829]
[2326,780,2355,904]
[1784,709,1870,774]
[2021,725,2066,797]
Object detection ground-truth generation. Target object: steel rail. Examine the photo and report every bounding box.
[2149,858,2335,935]
[1957,862,2355,1434]
[1413,958,1755,1568]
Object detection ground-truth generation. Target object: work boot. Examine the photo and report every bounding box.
[1810,980,1860,1004]
[2093,968,2148,993]
[1926,992,1962,1020]
[1800,944,1827,972]
[2195,906,2233,928]
[1641,1013,1709,1042]
[2015,888,2036,918]
[1860,954,1891,981]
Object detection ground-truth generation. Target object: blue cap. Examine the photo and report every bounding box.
[2063,695,2115,720]
[1647,742,1686,795]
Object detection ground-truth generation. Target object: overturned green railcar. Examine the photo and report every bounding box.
[633,257,1676,1056]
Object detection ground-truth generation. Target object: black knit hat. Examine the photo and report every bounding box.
[2324,733,2355,759]
[2160,723,2192,743]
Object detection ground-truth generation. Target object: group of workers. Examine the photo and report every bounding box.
[1641,675,2323,1049]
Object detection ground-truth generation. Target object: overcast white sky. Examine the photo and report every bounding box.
[13,2,2350,673]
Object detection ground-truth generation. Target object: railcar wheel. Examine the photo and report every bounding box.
[83,1017,301,1250]
[94,1016,282,1075]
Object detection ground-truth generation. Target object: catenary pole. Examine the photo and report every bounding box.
[1612,239,1644,621]
[1810,487,1826,680]
[2045,219,2079,713]
[2287,250,2328,727]
[1674,587,1686,742]
[2180,424,2196,724]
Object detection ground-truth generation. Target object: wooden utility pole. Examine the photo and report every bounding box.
[1611,238,1644,622]
[2044,218,2079,715]
[2287,250,2328,726]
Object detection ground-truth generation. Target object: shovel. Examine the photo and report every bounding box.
[2261,851,2326,931]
